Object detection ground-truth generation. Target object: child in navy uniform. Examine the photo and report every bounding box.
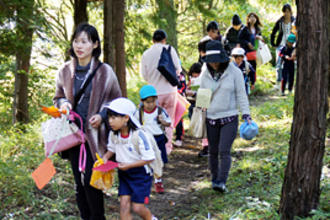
[102,97,157,220]
[135,85,171,194]
[231,47,256,95]
[280,33,296,96]
[174,71,187,147]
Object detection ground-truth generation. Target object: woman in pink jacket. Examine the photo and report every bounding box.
[54,23,121,219]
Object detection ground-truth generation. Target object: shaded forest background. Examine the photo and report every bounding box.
[0,0,295,125]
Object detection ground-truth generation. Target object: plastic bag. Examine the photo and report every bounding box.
[256,41,272,66]
[188,107,207,138]
[90,153,115,193]
[240,120,259,140]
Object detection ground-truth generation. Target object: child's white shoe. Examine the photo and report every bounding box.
[174,140,182,147]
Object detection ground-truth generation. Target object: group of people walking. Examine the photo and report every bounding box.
[52,3,296,219]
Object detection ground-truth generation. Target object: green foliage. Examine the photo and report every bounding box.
[0,1,327,219]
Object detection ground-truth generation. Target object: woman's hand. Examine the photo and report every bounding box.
[256,35,263,41]
[89,114,102,128]
[60,102,72,113]
[248,43,254,50]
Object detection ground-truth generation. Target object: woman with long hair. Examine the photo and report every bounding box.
[246,12,263,73]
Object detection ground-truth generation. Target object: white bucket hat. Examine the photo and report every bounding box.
[104,97,141,128]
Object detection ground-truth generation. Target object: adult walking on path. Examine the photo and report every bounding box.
[140,29,182,155]
[246,12,263,73]
[270,3,295,88]
[200,40,251,193]
[53,23,122,220]
[224,14,253,55]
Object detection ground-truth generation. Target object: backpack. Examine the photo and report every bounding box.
[109,129,164,178]
[132,129,164,178]
[157,45,179,86]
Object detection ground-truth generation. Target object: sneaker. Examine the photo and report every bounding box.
[174,140,182,147]
[212,182,227,193]
[281,92,285,96]
[198,146,208,157]
[155,182,164,194]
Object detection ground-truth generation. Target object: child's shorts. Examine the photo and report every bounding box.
[154,134,168,163]
[118,166,152,204]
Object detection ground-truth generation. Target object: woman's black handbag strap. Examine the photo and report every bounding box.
[74,62,103,106]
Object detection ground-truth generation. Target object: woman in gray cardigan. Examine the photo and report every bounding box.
[200,40,251,192]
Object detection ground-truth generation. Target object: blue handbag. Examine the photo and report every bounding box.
[157,45,179,86]
[240,120,259,140]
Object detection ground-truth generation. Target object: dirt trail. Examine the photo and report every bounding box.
[104,96,271,219]
[105,137,210,219]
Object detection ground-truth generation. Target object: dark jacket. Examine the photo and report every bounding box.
[237,60,256,85]
[270,16,295,47]
[279,45,295,70]
[225,25,252,54]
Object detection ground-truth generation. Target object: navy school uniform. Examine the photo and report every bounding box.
[280,46,295,93]
[236,60,255,95]
[176,72,186,141]
[107,130,155,204]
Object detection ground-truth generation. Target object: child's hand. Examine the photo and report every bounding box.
[102,151,113,164]
[89,114,102,128]
[158,115,170,127]
[102,156,108,164]
[118,163,130,171]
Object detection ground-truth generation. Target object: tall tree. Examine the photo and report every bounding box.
[279,0,329,219]
[103,0,127,97]
[155,0,178,49]
[73,0,88,29]
[103,0,115,67]
[113,0,126,97]
[13,0,35,123]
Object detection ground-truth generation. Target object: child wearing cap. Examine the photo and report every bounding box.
[279,33,296,96]
[135,85,171,194]
[231,47,256,95]
[102,97,157,220]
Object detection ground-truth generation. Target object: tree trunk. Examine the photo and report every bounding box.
[73,0,88,29]
[104,0,127,97]
[279,0,329,219]
[13,1,34,123]
[104,0,115,67]
[113,0,126,97]
[155,0,178,49]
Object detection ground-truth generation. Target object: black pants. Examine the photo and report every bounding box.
[281,65,295,93]
[67,144,105,220]
[175,119,184,141]
[206,117,238,184]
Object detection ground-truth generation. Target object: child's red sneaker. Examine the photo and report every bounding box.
[155,182,164,194]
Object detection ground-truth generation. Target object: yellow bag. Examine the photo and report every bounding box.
[90,153,115,193]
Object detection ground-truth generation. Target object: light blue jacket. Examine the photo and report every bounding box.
[200,62,250,119]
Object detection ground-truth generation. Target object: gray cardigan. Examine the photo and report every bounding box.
[200,62,250,119]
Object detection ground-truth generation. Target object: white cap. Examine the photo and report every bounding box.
[231,47,245,56]
[104,97,141,128]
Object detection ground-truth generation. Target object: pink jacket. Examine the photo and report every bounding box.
[53,58,122,160]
